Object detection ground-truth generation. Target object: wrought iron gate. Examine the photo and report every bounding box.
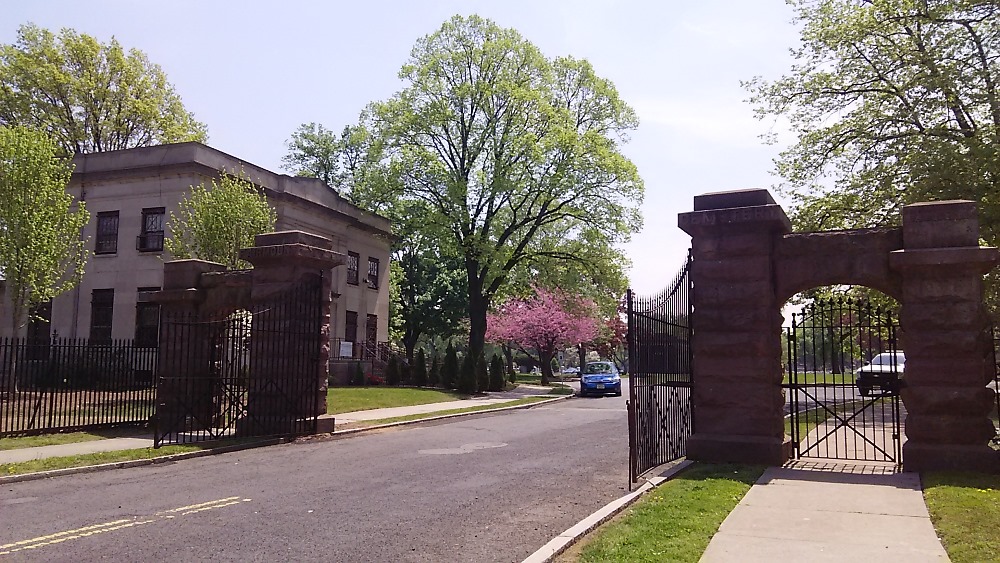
[784,297,902,464]
[154,279,323,446]
[627,252,693,482]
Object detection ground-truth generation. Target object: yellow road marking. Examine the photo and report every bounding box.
[0,496,248,556]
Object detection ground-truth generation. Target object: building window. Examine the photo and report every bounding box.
[95,211,119,254]
[347,252,359,285]
[137,208,165,252]
[345,311,358,343]
[90,289,114,342]
[135,287,160,347]
[366,314,377,346]
[367,257,380,290]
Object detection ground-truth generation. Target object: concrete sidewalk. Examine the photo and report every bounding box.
[701,465,949,561]
[0,389,554,465]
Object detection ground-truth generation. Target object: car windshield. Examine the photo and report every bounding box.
[585,362,614,374]
[869,353,905,366]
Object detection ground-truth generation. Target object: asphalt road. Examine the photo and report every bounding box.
[0,387,629,562]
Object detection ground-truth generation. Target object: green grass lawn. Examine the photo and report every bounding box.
[565,464,764,562]
[326,387,464,414]
[336,397,550,429]
[923,471,1000,562]
[781,372,856,385]
[0,428,146,451]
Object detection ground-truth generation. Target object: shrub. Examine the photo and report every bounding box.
[476,354,489,393]
[365,372,384,386]
[457,352,478,394]
[413,349,428,387]
[442,342,459,390]
[385,355,401,386]
[428,354,440,387]
[489,354,506,392]
[351,362,365,386]
[508,368,517,384]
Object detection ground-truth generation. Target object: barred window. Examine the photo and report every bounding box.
[345,310,358,342]
[135,287,161,347]
[96,211,119,254]
[367,257,380,290]
[347,252,359,285]
[137,208,164,252]
[90,289,114,342]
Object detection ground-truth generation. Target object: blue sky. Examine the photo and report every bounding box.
[3,1,801,295]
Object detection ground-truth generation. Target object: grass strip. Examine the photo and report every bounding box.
[569,463,764,563]
[1,444,207,476]
[923,471,1000,563]
[335,397,550,429]
[326,387,464,414]
[0,430,126,451]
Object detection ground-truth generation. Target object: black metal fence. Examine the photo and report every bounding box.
[784,297,902,463]
[154,278,323,446]
[0,338,157,436]
[627,251,693,483]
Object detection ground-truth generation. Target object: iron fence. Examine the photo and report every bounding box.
[0,337,157,436]
[627,251,693,483]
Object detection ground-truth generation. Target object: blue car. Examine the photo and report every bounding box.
[579,361,622,397]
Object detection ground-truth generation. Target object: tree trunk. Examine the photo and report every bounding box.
[539,350,555,386]
[502,344,514,376]
[466,269,488,365]
[577,343,587,370]
[403,327,420,367]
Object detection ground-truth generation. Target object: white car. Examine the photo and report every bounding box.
[856,352,905,396]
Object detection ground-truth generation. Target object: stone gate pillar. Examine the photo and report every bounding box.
[239,231,342,433]
[153,259,228,430]
[679,189,793,464]
[891,201,999,472]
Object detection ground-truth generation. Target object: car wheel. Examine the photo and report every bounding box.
[859,386,870,397]
[615,390,622,396]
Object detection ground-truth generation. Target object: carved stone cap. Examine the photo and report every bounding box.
[889,246,999,274]
[694,188,776,211]
[239,243,344,270]
[253,230,333,250]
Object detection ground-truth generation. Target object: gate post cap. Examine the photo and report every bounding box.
[693,189,776,211]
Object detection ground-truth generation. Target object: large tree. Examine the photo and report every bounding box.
[368,15,643,361]
[0,24,207,155]
[0,125,90,334]
[745,1,999,234]
[487,287,599,385]
[165,172,277,269]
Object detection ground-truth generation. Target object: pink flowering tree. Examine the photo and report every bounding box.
[487,287,599,385]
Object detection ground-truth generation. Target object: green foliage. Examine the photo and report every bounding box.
[283,123,374,197]
[365,15,644,359]
[411,348,428,386]
[442,341,459,390]
[744,1,1000,307]
[489,354,506,392]
[457,351,478,395]
[165,171,277,269]
[351,362,365,386]
[0,24,206,155]
[508,369,517,385]
[0,126,89,332]
[475,353,489,394]
[427,353,441,387]
[385,355,401,386]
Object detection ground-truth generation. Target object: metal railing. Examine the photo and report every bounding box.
[0,337,157,436]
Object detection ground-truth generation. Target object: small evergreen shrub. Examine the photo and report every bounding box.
[413,349,428,387]
[489,354,506,392]
[443,342,459,390]
[428,354,440,387]
[385,355,401,386]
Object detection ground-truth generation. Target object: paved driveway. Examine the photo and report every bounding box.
[1,390,629,562]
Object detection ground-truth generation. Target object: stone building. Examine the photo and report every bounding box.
[0,142,392,359]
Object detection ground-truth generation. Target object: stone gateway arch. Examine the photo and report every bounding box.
[678,189,997,473]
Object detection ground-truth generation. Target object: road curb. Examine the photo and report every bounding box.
[522,459,695,563]
[1,394,571,484]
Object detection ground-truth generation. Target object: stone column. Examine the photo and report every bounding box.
[679,189,793,465]
[239,231,343,434]
[890,201,999,472]
[151,259,227,434]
